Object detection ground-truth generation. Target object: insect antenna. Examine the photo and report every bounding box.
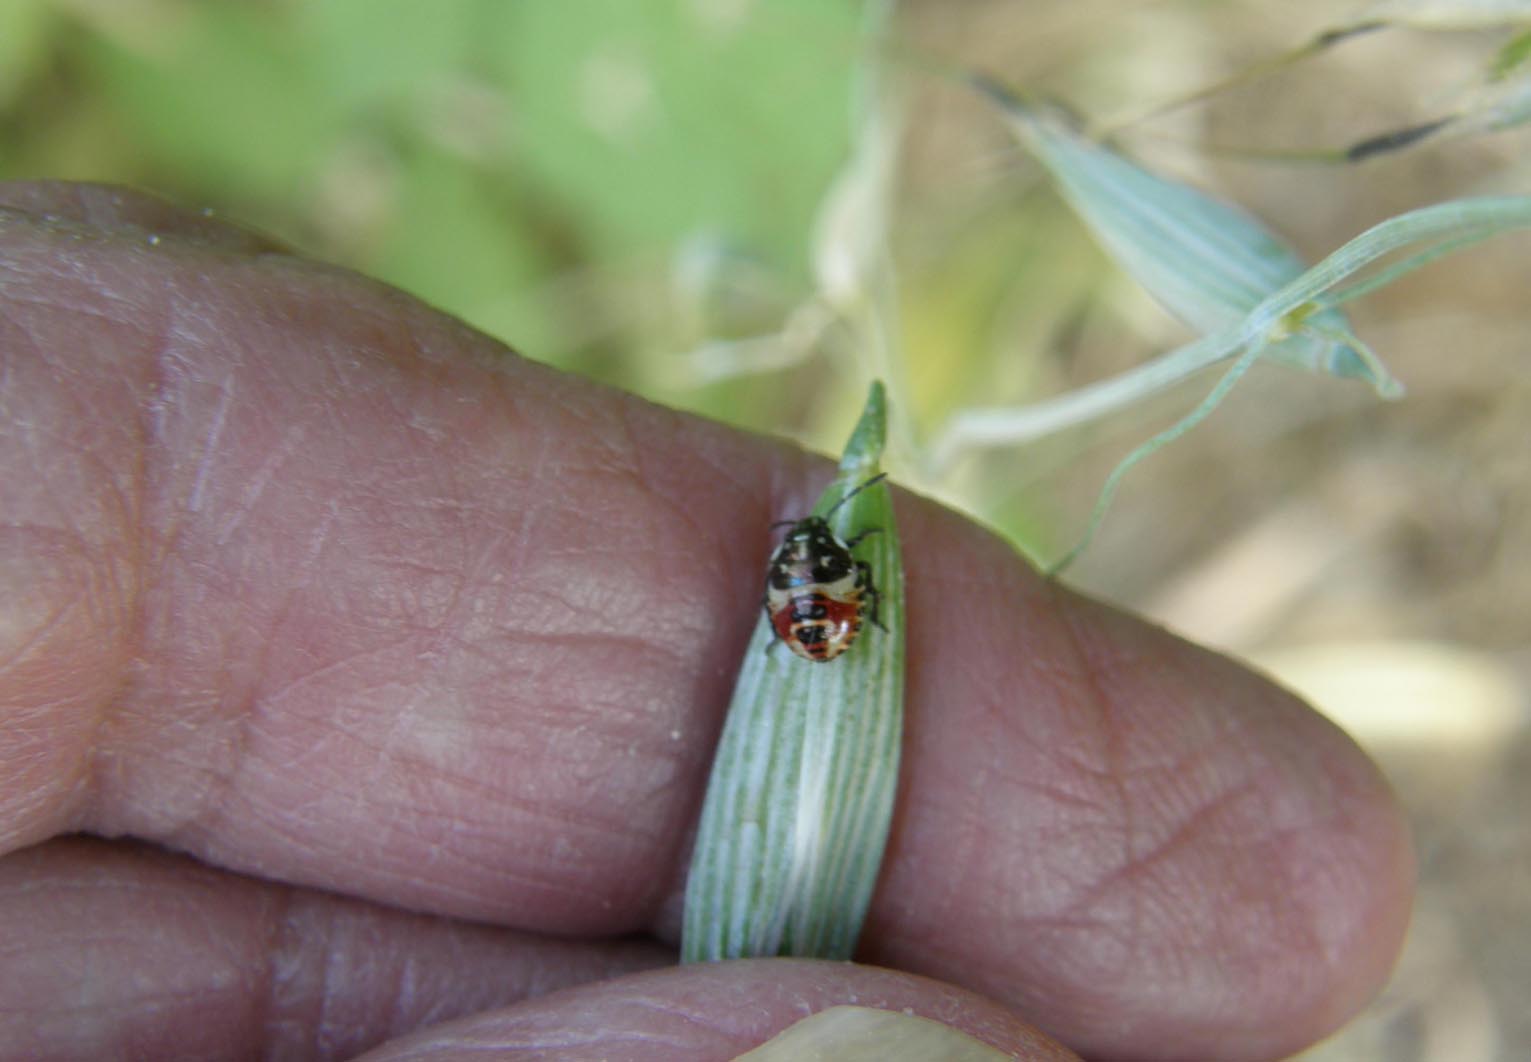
[822,472,888,518]
[768,473,887,532]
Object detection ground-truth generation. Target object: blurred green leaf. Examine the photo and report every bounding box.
[82,6,336,195]
[1489,27,1531,77]
[376,146,551,349]
[0,0,50,108]
[489,1,859,268]
[302,0,475,115]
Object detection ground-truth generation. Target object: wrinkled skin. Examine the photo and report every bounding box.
[0,183,1412,1061]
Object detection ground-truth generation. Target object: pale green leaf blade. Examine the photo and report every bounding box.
[1046,194,1531,571]
[683,382,905,962]
[972,77,1396,394]
[1251,196,1531,315]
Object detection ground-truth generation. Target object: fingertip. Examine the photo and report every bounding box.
[357,959,1081,1062]
[870,555,1418,1060]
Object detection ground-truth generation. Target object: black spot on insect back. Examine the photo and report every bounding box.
[810,552,851,582]
[796,624,827,646]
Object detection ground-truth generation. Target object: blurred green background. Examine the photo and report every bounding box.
[5,1,1531,1058]
[0,0,865,421]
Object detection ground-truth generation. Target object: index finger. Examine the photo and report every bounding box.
[0,183,1411,1061]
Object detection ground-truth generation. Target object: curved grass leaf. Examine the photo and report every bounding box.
[682,381,905,962]
[1031,196,1531,572]
[941,76,1531,572]
[970,75,1397,395]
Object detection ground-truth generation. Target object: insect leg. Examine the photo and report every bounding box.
[844,527,883,550]
[855,559,887,631]
[761,594,781,655]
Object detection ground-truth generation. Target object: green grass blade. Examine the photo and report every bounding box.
[1045,195,1531,572]
[682,381,905,962]
[970,75,1389,392]
[925,193,1531,571]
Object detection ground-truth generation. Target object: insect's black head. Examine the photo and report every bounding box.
[768,516,855,589]
[783,514,832,540]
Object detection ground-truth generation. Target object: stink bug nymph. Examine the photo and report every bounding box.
[763,473,887,663]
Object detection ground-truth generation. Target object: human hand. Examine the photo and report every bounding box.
[0,183,1412,1061]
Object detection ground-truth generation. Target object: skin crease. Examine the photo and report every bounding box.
[0,182,1413,1061]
